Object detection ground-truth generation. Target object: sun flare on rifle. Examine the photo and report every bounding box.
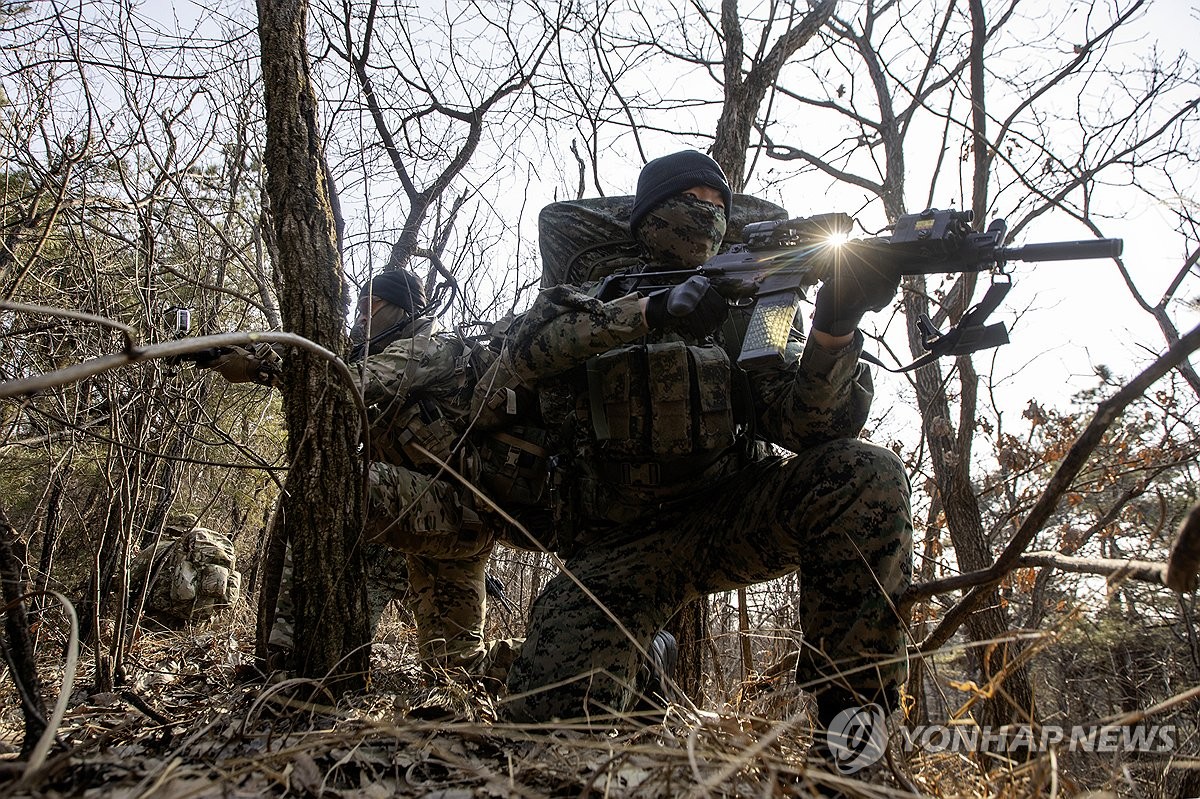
[732,212,856,370]
[823,228,850,247]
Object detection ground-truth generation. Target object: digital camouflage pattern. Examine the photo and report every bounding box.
[537,193,788,288]
[131,521,241,624]
[477,271,912,722]
[634,195,726,269]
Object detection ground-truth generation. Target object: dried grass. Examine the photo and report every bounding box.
[0,605,1192,798]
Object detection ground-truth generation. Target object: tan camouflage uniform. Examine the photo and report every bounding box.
[479,246,912,722]
[130,517,241,624]
[267,317,520,678]
[357,317,524,676]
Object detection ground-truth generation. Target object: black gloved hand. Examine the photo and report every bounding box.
[644,275,729,338]
[811,265,901,337]
[189,347,228,369]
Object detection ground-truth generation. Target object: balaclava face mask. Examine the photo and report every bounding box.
[635,194,728,270]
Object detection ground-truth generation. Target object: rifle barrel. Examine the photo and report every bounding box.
[1002,238,1123,263]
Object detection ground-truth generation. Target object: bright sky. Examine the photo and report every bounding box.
[129,0,1200,427]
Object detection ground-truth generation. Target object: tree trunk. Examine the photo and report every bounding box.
[256,0,369,687]
[1,503,47,757]
[667,597,708,701]
[903,288,1036,730]
[737,588,753,681]
[33,464,68,613]
[711,0,835,190]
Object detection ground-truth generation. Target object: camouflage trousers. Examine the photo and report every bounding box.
[271,461,519,679]
[503,439,913,722]
[367,462,519,677]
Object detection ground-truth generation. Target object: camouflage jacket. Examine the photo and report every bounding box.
[357,318,553,513]
[473,279,874,526]
[355,317,482,471]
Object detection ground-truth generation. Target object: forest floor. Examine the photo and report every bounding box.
[0,609,1186,798]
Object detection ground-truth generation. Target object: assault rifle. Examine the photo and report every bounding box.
[602,208,1123,371]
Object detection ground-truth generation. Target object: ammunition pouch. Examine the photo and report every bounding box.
[479,426,551,507]
[582,341,736,459]
[369,399,461,471]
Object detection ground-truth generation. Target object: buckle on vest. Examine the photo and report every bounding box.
[621,462,661,487]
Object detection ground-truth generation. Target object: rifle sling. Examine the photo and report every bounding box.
[865,279,1012,374]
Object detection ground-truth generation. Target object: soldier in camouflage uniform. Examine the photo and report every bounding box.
[473,151,913,730]
[208,270,526,680]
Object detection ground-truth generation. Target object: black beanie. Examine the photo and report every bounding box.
[360,270,426,314]
[629,150,734,234]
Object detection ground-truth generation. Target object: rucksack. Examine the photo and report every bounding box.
[130,525,241,624]
[538,193,790,288]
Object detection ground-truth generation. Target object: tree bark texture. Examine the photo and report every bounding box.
[1,503,48,757]
[711,0,835,191]
[903,286,1036,728]
[256,0,369,687]
[667,597,708,700]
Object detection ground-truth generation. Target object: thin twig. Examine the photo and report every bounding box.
[0,299,136,351]
[920,320,1200,652]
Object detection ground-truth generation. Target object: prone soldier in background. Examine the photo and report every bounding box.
[197,269,553,683]
[129,513,241,625]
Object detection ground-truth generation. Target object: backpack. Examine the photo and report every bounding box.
[538,193,790,288]
[131,525,241,624]
[365,329,488,469]
[365,326,556,511]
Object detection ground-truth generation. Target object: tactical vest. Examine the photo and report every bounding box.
[581,339,737,462]
[366,331,553,511]
[539,333,756,532]
[533,193,791,534]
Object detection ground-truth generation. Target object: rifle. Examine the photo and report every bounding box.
[601,208,1123,371]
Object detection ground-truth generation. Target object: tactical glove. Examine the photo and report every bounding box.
[204,343,283,387]
[644,275,729,338]
[811,265,902,337]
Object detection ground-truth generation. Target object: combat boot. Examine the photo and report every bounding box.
[632,629,679,712]
[800,687,909,798]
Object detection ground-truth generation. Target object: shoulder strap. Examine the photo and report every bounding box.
[865,277,1011,373]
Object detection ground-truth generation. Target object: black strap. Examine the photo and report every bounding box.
[865,278,1012,374]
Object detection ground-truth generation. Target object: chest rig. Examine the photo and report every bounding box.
[365,334,478,476]
[582,339,737,465]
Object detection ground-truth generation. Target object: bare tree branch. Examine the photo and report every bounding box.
[921,320,1200,652]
